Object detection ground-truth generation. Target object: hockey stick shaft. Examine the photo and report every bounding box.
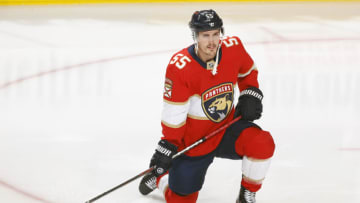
[172,116,241,159]
[85,116,241,203]
[85,167,154,203]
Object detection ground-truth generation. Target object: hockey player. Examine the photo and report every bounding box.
[139,9,275,203]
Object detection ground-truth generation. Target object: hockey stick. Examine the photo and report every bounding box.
[85,116,241,203]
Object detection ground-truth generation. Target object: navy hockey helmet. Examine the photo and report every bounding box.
[189,9,224,36]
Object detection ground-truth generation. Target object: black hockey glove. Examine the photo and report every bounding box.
[234,86,263,121]
[150,140,178,177]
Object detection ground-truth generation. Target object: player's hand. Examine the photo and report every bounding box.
[150,140,178,177]
[234,86,263,121]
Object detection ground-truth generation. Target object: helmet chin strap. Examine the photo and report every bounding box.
[211,37,223,76]
[194,32,199,56]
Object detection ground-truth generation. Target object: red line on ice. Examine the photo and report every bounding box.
[258,26,288,41]
[0,179,53,203]
[0,49,173,90]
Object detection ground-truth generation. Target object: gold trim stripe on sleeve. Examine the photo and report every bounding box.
[238,64,257,78]
[161,120,186,128]
[187,114,209,120]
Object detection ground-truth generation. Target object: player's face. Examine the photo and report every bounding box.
[196,29,221,61]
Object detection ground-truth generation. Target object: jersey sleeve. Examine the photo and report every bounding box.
[161,59,190,147]
[234,36,259,91]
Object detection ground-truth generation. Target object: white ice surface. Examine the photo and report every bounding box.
[0,3,360,203]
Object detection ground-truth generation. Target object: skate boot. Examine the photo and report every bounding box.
[139,172,157,195]
[236,185,256,203]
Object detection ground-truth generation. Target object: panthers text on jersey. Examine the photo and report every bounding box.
[161,36,259,157]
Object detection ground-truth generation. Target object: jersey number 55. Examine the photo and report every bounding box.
[170,53,191,69]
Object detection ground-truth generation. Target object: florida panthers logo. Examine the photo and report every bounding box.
[202,83,234,123]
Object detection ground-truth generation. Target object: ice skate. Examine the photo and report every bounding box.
[139,172,157,195]
[236,185,256,203]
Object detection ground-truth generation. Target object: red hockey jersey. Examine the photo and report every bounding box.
[161,36,259,157]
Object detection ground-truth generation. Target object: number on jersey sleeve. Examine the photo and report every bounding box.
[169,53,191,69]
[223,36,239,47]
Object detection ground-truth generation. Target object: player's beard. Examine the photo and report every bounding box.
[199,42,219,61]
